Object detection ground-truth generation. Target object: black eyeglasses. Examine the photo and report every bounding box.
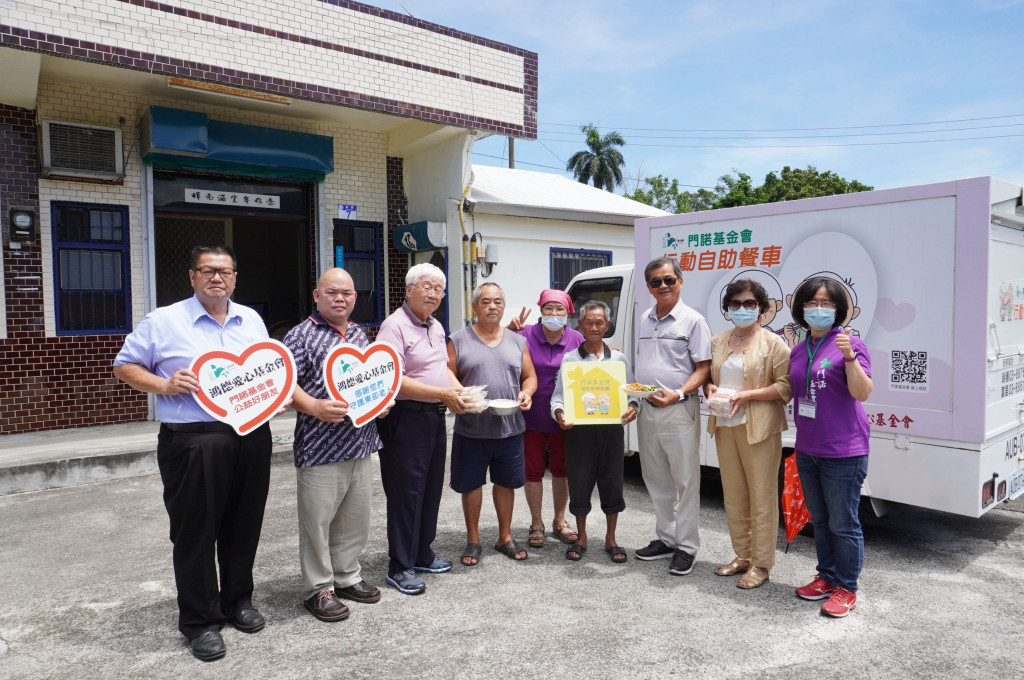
[191,267,237,279]
[727,299,760,311]
[648,276,679,288]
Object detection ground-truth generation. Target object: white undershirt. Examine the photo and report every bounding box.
[716,352,747,427]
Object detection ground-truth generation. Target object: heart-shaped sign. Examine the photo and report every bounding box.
[191,339,297,435]
[323,341,403,428]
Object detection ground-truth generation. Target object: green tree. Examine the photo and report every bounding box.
[754,166,873,203]
[628,165,872,213]
[566,123,626,191]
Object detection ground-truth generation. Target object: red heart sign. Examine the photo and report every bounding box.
[323,341,403,427]
[191,339,297,435]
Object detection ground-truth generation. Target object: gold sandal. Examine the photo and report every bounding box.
[737,567,769,589]
[715,558,751,576]
[553,520,578,544]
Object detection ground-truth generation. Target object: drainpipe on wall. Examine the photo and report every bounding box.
[457,137,476,325]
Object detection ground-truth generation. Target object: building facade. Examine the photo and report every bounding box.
[0,0,536,433]
[463,165,668,324]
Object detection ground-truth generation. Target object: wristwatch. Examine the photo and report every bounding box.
[676,389,688,402]
[843,352,858,363]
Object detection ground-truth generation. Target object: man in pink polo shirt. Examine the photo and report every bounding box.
[375,263,467,596]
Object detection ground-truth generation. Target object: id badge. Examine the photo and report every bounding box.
[797,398,817,419]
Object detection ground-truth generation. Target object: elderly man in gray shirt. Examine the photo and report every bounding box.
[447,283,537,567]
[633,257,712,576]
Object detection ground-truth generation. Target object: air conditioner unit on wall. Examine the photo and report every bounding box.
[40,120,125,184]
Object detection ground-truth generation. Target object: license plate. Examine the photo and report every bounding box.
[1009,467,1024,500]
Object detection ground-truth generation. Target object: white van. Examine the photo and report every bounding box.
[567,176,1024,518]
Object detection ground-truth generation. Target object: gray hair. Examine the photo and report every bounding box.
[579,299,611,321]
[471,282,504,304]
[643,257,683,282]
[405,262,446,288]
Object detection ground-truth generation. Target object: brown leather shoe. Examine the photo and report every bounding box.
[304,589,350,622]
[336,581,381,604]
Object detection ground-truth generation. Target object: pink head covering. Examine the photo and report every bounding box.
[536,289,574,315]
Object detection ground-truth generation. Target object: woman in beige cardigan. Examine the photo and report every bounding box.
[705,278,792,589]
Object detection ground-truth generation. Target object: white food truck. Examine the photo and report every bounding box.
[566,176,1024,518]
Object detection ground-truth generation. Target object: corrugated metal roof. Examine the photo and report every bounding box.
[468,165,670,225]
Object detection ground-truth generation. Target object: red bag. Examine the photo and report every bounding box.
[781,453,813,548]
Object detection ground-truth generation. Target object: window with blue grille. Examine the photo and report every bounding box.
[549,248,612,291]
[52,203,130,334]
[333,219,383,325]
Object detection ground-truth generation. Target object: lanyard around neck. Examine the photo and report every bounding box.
[805,334,829,396]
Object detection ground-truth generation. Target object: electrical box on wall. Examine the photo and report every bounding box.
[8,207,35,241]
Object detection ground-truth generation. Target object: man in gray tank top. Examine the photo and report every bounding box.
[447,283,538,566]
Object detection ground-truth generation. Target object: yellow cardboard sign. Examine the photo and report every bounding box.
[560,360,627,425]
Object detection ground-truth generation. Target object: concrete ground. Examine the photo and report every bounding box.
[1,431,1023,679]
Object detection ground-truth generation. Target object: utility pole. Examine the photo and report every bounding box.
[508,137,515,169]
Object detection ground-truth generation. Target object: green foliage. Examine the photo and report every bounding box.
[566,123,626,191]
[627,166,873,213]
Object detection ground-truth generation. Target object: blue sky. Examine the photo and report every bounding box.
[412,0,1024,194]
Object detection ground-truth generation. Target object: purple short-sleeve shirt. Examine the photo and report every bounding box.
[518,323,584,433]
[790,327,872,458]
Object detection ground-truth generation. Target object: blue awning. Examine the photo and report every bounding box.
[143,106,333,181]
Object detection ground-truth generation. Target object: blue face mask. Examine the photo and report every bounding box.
[541,315,567,331]
[804,307,836,331]
[730,308,760,329]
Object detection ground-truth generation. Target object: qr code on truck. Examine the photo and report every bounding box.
[890,350,928,393]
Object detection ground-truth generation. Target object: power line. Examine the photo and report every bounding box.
[533,132,1024,149]
[537,121,1024,141]
[472,153,713,189]
[538,112,1024,133]
[536,139,564,164]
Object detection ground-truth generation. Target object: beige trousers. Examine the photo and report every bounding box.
[296,456,372,599]
[637,399,701,555]
[714,424,781,570]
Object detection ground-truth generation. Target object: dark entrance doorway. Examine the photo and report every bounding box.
[153,172,315,338]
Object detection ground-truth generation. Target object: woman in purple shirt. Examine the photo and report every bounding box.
[789,276,873,618]
[508,289,584,547]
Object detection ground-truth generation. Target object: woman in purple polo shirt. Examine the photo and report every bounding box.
[789,276,873,618]
[508,289,584,547]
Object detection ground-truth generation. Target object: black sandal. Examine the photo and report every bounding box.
[461,542,482,566]
[605,546,627,563]
[566,544,587,561]
[494,539,528,561]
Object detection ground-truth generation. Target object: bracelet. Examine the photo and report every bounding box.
[843,352,858,363]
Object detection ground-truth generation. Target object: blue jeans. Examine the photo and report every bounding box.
[795,452,868,592]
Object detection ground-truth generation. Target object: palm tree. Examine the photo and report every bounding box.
[565,123,626,191]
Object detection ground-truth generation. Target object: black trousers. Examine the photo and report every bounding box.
[564,424,626,517]
[376,406,447,576]
[156,422,272,640]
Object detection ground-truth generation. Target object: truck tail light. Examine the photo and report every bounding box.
[982,477,996,508]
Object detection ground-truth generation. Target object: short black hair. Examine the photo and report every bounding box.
[189,245,237,270]
[790,276,849,330]
[644,257,683,283]
[721,278,769,314]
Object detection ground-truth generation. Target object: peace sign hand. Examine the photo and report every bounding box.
[507,306,531,331]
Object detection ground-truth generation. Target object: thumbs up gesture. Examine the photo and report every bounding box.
[835,327,856,360]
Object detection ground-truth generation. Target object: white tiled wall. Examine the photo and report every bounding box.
[36,79,388,336]
[10,0,527,127]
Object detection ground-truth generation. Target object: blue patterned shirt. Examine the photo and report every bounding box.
[283,311,383,467]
